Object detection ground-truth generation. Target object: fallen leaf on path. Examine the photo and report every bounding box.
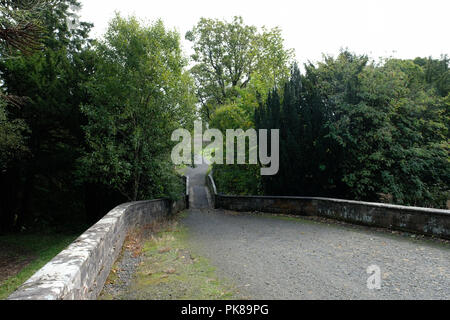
[165,268,176,274]
[158,247,171,254]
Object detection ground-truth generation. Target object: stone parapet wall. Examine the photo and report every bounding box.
[207,174,450,239]
[8,196,187,300]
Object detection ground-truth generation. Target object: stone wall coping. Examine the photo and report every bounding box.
[185,176,190,197]
[207,173,218,195]
[8,200,168,300]
[216,194,450,216]
[208,173,450,216]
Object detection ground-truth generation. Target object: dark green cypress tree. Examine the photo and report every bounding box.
[257,63,340,197]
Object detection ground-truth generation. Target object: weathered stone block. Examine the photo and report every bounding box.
[8,196,187,300]
[207,173,450,239]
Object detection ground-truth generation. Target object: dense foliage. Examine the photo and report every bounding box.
[0,0,96,232]
[256,53,449,208]
[186,16,294,121]
[0,2,195,233]
[186,17,448,208]
[80,15,196,201]
[0,0,48,55]
[0,4,448,235]
[187,16,293,195]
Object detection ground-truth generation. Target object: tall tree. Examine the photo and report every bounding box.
[186,16,294,121]
[0,0,49,169]
[80,15,197,202]
[187,17,293,196]
[0,0,94,231]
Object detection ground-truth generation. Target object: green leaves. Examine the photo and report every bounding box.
[257,51,449,208]
[80,14,196,201]
[0,100,29,170]
[186,16,293,121]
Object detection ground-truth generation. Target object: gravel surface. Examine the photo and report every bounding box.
[182,159,450,300]
[99,228,151,300]
[100,249,142,299]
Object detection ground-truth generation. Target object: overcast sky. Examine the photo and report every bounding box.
[78,0,449,65]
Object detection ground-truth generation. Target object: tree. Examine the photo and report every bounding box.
[256,51,449,208]
[381,58,449,206]
[187,17,293,196]
[0,0,94,231]
[0,0,49,170]
[413,55,450,98]
[186,16,294,121]
[312,52,394,201]
[0,0,49,56]
[80,15,197,202]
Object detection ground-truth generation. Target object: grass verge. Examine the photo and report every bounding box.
[100,215,242,300]
[0,233,79,300]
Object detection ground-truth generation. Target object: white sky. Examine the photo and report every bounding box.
[78,0,449,66]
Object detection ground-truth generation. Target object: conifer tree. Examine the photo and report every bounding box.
[0,0,94,231]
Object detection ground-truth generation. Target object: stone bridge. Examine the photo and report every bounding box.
[182,157,450,299]
[8,156,450,300]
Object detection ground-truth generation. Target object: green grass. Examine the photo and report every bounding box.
[131,222,240,300]
[0,232,79,300]
[101,216,243,300]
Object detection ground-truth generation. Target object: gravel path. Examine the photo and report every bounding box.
[100,248,142,299]
[182,159,450,300]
